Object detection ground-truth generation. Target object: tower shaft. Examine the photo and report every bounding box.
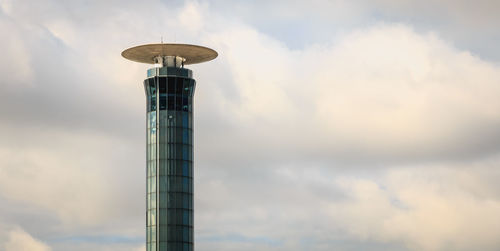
[145,67,195,251]
[122,42,216,251]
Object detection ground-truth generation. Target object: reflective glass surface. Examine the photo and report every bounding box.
[144,68,195,251]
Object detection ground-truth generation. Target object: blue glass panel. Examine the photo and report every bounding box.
[183,114,188,127]
[150,96,156,111]
[159,162,166,176]
[183,145,188,160]
[160,209,168,225]
[160,93,166,110]
[183,227,189,242]
[160,242,167,250]
[183,177,188,192]
[151,210,156,225]
[151,144,157,160]
[151,226,156,241]
[183,79,190,95]
[159,176,167,192]
[167,77,175,93]
[182,97,189,111]
[183,162,188,176]
[159,144,166,159]
[146,95,151,112]
[148,177,152,192]
[183,129,188,143]
[151,192,156,209]
[167,209,173,225]
[149,78,156,95]
[176,96,183,110]
[149,112,156,127]
[183,210,189,225]
[159,77,166,92]
[183,195,188,209]
[151,176,156,192]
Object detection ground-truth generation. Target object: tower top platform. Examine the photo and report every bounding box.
[122,43,218,65]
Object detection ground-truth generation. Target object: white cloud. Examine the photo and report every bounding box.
[196,159,500,251]
[0,0,14,14]
[0,15,34,86]
[0,127,142,228]
[178,1,206,33]
[328,164,500,250]
[196,23,500,165]
[2,227,51,251]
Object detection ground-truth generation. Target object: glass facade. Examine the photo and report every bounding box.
[144,67,195,251]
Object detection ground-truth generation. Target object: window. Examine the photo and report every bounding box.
[150,192,156,209]
[183,227,189,242]
[160,242,167,249]
[176,78,184,95]
[183,161,189,176]
[151,226,156,241]
[149,112,156,128]
[149,95,156,111]
[183,129,189,144]
[159,77,166,93]
[182,114,189,128]
[167,77,175,93]
[159,176,167,192]
[159,209,168,225]
[183,210,189,225]
[183,177,189,192]
[176,96,183,111]
[159,93,166,110]
[150,176,156,192]
[159,193,167,208]
[151,161,156,176]
[168,96,175,110]
[182,145,187,160]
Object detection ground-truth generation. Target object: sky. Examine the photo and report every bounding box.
[1,0,500,250]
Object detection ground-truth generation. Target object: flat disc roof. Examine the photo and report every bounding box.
[122,43,218,65]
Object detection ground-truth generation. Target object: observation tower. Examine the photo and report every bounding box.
[122,43,217,251]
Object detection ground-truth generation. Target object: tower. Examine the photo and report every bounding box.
[122,44,217,251]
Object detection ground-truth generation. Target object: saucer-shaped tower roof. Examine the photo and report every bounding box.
[122,43,218,65]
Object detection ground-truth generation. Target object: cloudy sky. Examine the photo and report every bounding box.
[1,0,500,250]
